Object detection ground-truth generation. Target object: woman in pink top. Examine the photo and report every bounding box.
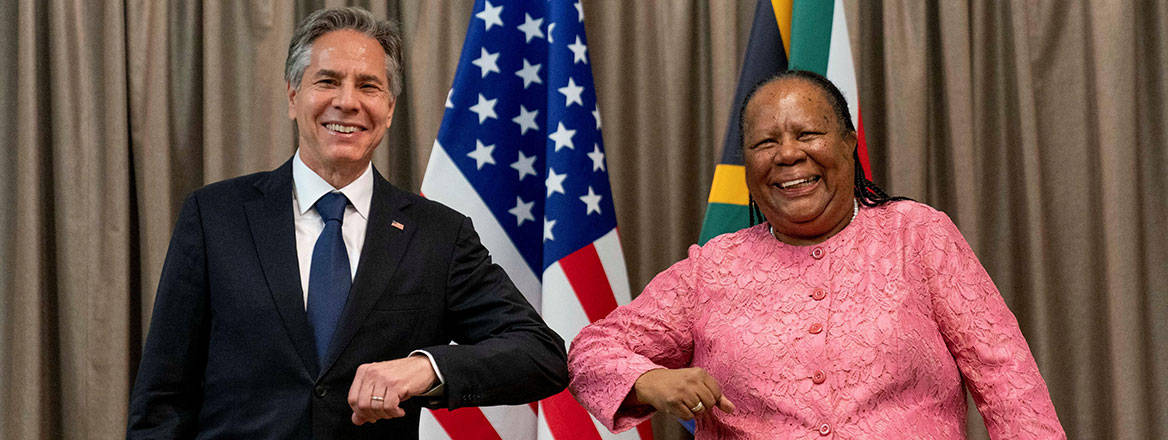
[567,71,1065,439]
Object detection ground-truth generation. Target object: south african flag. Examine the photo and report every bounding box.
[698,0,872,244]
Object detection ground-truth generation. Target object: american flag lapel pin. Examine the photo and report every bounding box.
[391,221,404,231]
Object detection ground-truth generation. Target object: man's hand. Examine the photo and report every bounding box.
[347,355,438,425]
[628,368,736,421]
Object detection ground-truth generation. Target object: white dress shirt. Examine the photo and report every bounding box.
[292,149,371,306]
[291,150,445,387]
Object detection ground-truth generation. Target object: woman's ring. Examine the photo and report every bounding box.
[371,395,385,402]
[690,401,705,413]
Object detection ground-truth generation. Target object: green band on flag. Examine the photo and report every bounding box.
[789,1,834,74]
[699,203,751,245]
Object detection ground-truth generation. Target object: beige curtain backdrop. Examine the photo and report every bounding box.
[1,1,1164,439]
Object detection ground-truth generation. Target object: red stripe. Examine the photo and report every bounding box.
[636,419,655,440]
[856,104,872,179]
[542,390,603,440]
[430,407,503,440]
[558,244,619,322]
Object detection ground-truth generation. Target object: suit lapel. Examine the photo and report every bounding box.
[320,170,416,375]
[245,159,319,375]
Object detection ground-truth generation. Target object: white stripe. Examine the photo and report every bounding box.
[536,410,555,440]
[824,0,861,126]
[419,410,454,440]
[421,141,543,309]
[594,229,632,306]
[594,415,645,440]
[537,400,642,440]
[540,262,593,346]
[535,405,639,440]
[481,405,538,439]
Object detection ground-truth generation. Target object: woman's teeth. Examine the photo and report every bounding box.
[778,176,819,189]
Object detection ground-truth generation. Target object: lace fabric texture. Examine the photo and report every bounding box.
[568,201,1065,439]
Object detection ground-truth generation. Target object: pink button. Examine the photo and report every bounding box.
[818,423,831,435]
[808,323,823,334]
[811,289,827,301]
[811,247,824,259]
[812,370,826,384]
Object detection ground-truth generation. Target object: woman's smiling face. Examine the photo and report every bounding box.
[742,77,857,245]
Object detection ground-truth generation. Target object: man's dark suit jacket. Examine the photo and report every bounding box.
[127,159,568,439]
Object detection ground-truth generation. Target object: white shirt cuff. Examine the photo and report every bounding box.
[409,349,446,396]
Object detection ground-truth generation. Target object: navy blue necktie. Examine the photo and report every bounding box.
[307,192,351,367]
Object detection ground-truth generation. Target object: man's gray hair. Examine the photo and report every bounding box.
[284,7,403,96]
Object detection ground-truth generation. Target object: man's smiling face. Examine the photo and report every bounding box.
[287,29,395,177]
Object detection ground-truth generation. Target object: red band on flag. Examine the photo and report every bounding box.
[543,390,603,440]
[430,407,503,440]
[559,244,619,322]
[856,106,872,180]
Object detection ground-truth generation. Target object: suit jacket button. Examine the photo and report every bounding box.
[315,386,327,398]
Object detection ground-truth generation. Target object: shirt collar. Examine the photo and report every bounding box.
[292,149,373,220]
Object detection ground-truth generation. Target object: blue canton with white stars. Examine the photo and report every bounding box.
[437,0,616,274]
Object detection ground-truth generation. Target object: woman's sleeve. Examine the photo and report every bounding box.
[923,213,1066,439]
[567,244,703,432]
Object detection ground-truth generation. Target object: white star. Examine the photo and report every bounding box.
[511,150,537,180]
[548,122,576,151]
[547,23,556,43]
[446,89,454,109]
[558,77,584,108]
[508,196,535,226]
[517,14,545,43]
[546,168,567,197]
[472,48,500,78]
[580,186,602,215]
[574,1,584,22]
[544,218,556,241]
[587,144,606,171]
[568,36,588,64]
[512,105,539,135]
[476,1,504,30]
[469,94,497,123]
[515,59,542,89]
[467,140,496,169]
[592,107,602,129]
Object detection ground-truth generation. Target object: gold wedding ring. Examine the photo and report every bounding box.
[690,401,705,413]
[371,395,385,402]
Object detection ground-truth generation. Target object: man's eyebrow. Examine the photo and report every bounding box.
[310,69,384,85]
[355,73,385,85]
[313,69,341,78]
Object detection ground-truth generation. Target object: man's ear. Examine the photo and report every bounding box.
[286,81,297,120]
[384,97,397,129]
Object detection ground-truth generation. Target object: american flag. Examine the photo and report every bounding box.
[419,1,652,439]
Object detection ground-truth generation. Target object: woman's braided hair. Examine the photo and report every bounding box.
[741,70,909,225]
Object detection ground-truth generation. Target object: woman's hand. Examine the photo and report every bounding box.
[629,368,736,420]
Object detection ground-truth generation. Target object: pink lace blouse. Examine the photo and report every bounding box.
[568,201,1064,439]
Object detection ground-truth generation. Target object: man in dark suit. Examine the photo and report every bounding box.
[126,7,568,439]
